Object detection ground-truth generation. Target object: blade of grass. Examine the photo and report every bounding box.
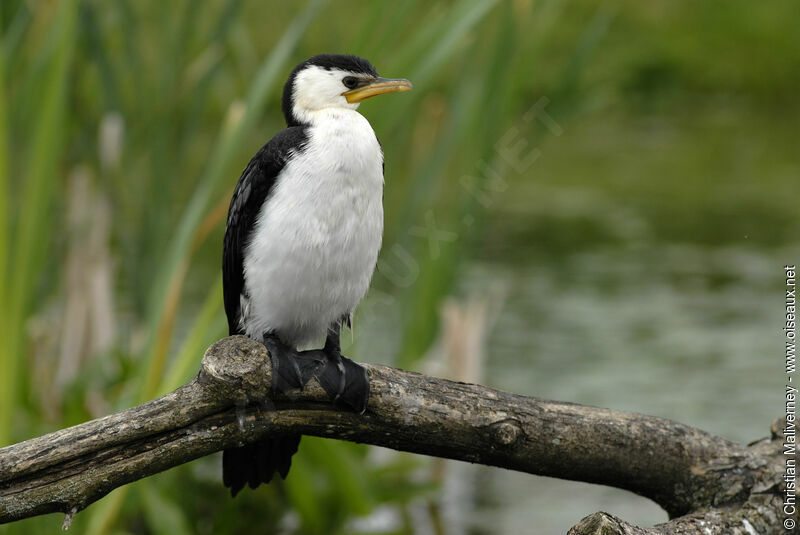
[158,275,226,395]
[374,0,502,238]
[389,2,518,368]
[393,71,484,369]
[409,0,501,86]
[141,190,228,400]
[0,0,77,446]
[551,3,618,116]
[0,14,9,448]
[0,2,31,66]
[302,437,373,517]
[371,0,501,132]
[283,456,325,534]
[390,1,613,369]
[139,484,193,535]
[84,487,126,535]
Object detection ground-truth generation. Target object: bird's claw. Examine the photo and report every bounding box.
[264,334,323,394]
[316,350,370,413]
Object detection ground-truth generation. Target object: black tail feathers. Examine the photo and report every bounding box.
[222,435,301,497]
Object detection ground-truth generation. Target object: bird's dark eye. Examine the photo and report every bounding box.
[342,76,359,89]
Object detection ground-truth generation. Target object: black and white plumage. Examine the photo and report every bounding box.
[221,54,411,496]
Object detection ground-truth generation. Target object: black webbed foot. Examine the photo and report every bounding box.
[316,350,370,413]
[263,333,323,394]
[313,320,370,413]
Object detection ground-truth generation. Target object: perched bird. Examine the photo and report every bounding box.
[221,54,412,496]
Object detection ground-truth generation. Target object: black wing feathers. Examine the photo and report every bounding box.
[221,128,308,497]
[222,126,309,335]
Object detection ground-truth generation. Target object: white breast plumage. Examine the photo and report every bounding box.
[241,109,384,346]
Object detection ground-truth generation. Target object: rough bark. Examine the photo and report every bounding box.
[0,336,790,533]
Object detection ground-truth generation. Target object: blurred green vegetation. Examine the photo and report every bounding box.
[1,0,798,533]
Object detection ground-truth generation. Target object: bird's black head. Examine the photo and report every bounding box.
[281,54,412,126]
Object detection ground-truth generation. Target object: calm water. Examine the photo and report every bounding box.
[466,243,788,532]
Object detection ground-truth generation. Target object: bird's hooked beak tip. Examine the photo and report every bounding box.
[343,77,413,103]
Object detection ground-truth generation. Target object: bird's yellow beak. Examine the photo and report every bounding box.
[343,77,413,103]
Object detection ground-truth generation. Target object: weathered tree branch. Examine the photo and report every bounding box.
[0,336,789,533]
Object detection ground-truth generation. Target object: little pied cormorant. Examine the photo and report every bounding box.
[221,54,412,496]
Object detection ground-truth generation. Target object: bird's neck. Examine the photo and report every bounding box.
[293,107,365,128]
